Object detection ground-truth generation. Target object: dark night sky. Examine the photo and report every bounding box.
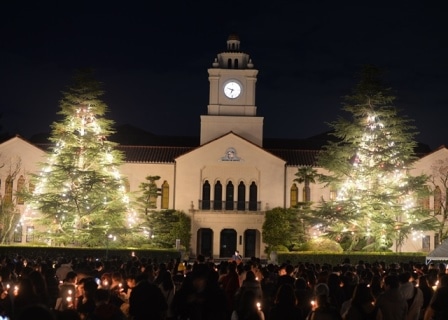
[1,1,447,149]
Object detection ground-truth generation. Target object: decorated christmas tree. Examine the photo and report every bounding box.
[25,69,138,246]
[316,66,436,251]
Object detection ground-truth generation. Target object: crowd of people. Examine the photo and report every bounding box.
[0,252,448,320]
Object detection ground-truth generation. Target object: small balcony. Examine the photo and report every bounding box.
[198,200,262,212]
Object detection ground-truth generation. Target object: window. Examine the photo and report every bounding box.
[14,224,22,243]
[290,183,298,207]
[28,181,35,194]
[227,59,232,69]
[234,59,239,69]
[225,181,234,210]
[434,186,442,215]
[418,187,430,210]
[422,235,430,252]
[214,181,222,210]
[249,182,257,211]
[435,234,440,248]
[202,180,211,210]
[17,175,25,204]
[26,226,34,243]
[4,175,13,204]
[330,187,337,201]
[161,181,169,209]
[237,182,246,210]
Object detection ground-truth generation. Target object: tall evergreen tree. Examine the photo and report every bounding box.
[25,69,138,246]
[316,65,436,251]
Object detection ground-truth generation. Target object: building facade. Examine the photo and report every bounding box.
[0,35,446,258]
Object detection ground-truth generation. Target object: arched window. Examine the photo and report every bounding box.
[123,179,130,193]
[214,181,222,210]
[329,187,337,201]
[434,186,442,215]
[4,175,13,204]
[237,181,246,210]
[28,181,35,194]
[227,58,232,69]
[14,224,22,243]
[26,226,34,243]
[234,59,239,69]
[225,181,234,210]
[249,182,257,211]
[418,186,430,210]
[202,180,211,210]
[290,183,298,207]
[161,181,169,209]
[17,175,25,204]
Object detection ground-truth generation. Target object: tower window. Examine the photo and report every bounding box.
[249,182,258,211]
[214,181,222,210]
[237,181,246,210]
[202,180,211,210]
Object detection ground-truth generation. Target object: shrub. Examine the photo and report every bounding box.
[298,237,343,253]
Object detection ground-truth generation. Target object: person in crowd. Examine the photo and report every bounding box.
[232,251,243,264]
[128,273,167,320]
[398,271,423,320]
[239,270,263,301]
[327,272,346,312]
[77,277,99,320]
[56,259,74,283]
[269,283,304,320]
[231,289,265,320]
[424,274,448,320]
[376,274,408,320]
[56,271,78,311]
[219,261,240,316]
[277,264,296,291]
[342,283,377,320]
[294,277,313,319]
[13,277,41,319]
[0,282,13,319]
[158,270,176,320]
[306,283,342,320]
[87,288,126,320]
[417,275,433,320]
[172,263,227,320]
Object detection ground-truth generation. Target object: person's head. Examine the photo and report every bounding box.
[314,283,329,298]
[245,270,256,282]
[126,275,137,289]
[398,271,411,284]
[439,274,448,288]
[351,283,375,306]
[275,284,297,306]
[65,271,78,284]
[384,274,400,289]
[94,288,111,305]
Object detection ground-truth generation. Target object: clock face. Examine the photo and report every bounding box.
[224,81,241,99]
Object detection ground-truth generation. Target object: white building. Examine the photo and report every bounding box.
[0,35,445,258]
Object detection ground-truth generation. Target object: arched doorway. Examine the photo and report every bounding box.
[197,228,213,257]
[220,229,237,258]
[244,229,257,258]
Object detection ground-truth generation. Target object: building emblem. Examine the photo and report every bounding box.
[221,147,240,161]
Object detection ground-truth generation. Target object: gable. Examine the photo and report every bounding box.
[176,132,286,166]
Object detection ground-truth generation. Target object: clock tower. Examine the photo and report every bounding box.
[200,34,264,146]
